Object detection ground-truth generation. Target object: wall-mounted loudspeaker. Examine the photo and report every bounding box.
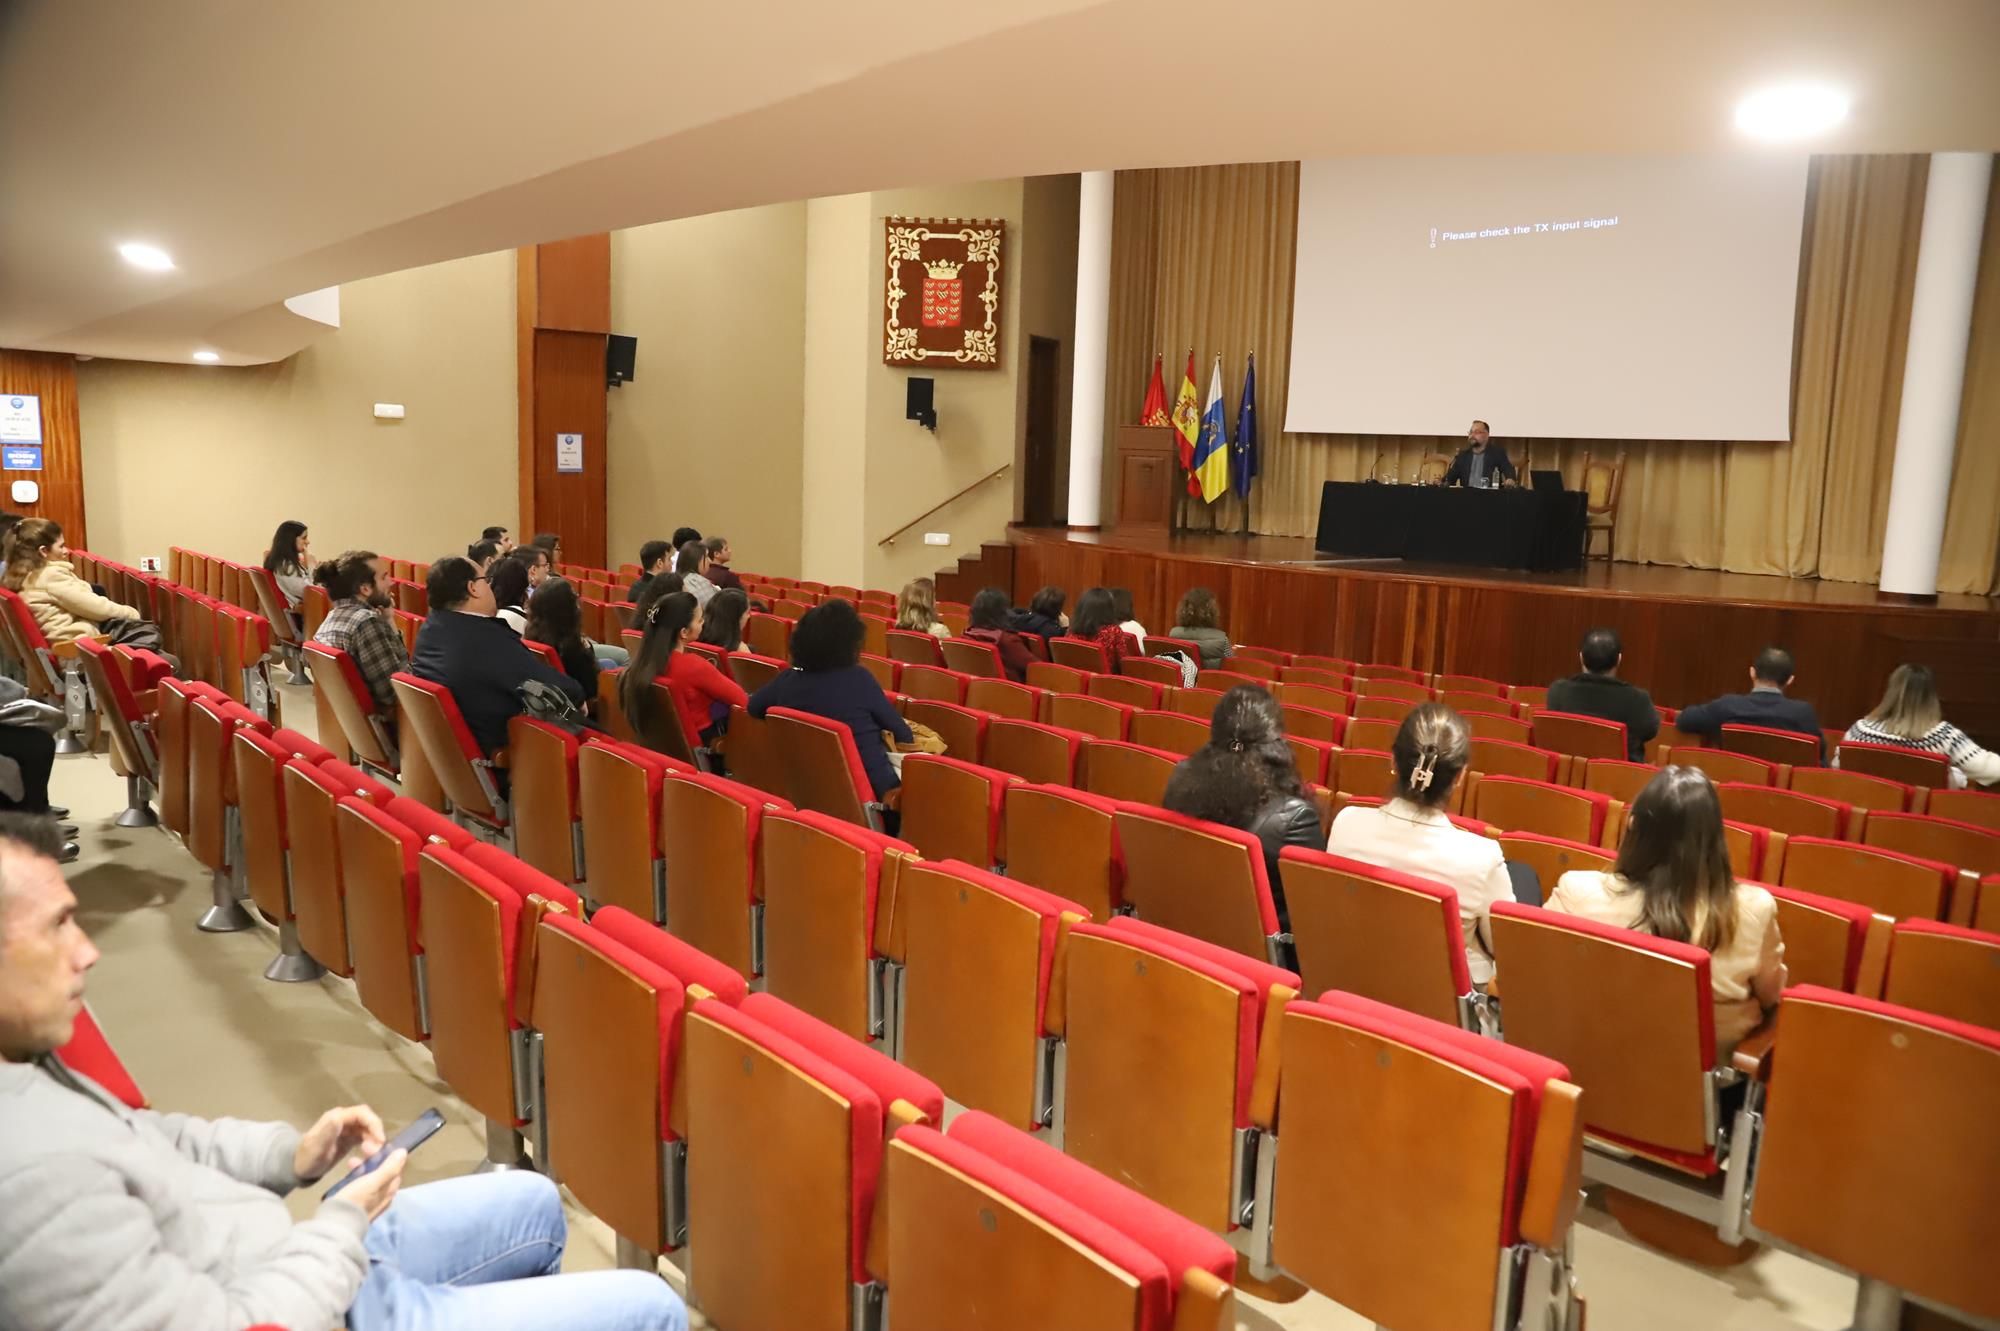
[607,334,638,387]
[906,376,937,431]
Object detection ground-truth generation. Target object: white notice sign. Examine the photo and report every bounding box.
[555,433,583,473]
[0,395,41,446]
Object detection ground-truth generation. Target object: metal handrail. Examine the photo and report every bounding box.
[877,464,1012,547]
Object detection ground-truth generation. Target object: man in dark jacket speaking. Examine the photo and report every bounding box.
[1443,420,1518,488]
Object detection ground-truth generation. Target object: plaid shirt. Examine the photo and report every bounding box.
[313,599,407,711]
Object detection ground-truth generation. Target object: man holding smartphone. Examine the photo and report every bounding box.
[0,814,686,1331]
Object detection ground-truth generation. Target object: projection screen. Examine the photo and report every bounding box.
[1285,154,1812,441]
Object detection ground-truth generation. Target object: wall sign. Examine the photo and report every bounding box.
[3,446,42,471]
[555,433,584,473]
[0,396,41,446]
[883,217,1005,369]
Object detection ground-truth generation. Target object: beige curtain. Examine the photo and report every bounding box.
[1105,157,2000,593]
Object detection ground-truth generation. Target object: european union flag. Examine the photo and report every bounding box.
[1232,354,1258,500]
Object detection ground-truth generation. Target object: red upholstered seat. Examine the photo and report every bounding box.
[1280,847,1476,1026]
[767,705,882,829]
[1766,884,1880,992]
[56,1005,147,1109]
[897,753,1016,868]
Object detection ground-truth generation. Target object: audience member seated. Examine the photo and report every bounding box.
[627,539,671,603]
[962,588,1034,682]
[0,685,72,860]
[1010,585,1068,643]
[633,571,685,622]
[622,591,747,752]
[1068,586,1141,669]
[489,553,534,635]
[464,540,500,575]
[896,577,951,641]
[1167,586,1235,669]
[701,535,743,593]
[409,556,582,756]
[1110,586,1148,647]
[3,519,165,654]
[676,541,718,608]
[1842,663,1998,788]
[748,599,912,800]
[480,525,515,554]
[0,814,689,1331]
[312,551,407,712]
[262,519,315,613]
[1545,765,1786,1056]
[697,587,749,652]
[1676,646,1824,758]
[670,526,702,552]
[1546,626,1659,761]
[530,532,562,566]
[524,578,600,709]
[1326,703,1514,988]
[1161,685,1319,929]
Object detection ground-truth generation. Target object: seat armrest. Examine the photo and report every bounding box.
[1730,1023,1778,1082]
[1247,984,1298,1132]
[1169,1268,1235,1331]
[49,634,110,659]
[1517,1079,1585,1251]
[1042,912,1087,1038]
[866,1097,932,1287]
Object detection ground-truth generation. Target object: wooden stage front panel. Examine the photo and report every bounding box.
[1005,529,2000,742]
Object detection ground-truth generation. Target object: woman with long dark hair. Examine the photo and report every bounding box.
[697,587,750,653]
[263,520,314,609]
[1068,587,1141,669]
[1546,766,1786,1054]
[622,590,746,754]
[963,587,1033,682]
[523,577,598,705]
[1161,685,1320,928]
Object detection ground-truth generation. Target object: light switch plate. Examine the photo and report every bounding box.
[138,556,162,572]
[923,532,950,546]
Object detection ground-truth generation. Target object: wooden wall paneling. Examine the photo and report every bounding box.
[517,238,611,569]
[0,350,86,549]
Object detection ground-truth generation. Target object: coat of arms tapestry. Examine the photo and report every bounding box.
[883,217,1005,369]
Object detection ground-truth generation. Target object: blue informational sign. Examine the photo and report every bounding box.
[2,446,42,471]
[0,396,40,447]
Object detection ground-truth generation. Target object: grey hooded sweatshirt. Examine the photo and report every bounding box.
[0,1054,369,1331]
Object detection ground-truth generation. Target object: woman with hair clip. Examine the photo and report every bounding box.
[1842,663,1999,788]
[621,590,746,755]
[1546,766,1786,1055]
[1162,686,1321,929]
[262,519,314,610]
[1325,702,1517,988]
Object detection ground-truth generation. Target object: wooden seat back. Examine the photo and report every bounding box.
[390,673,504,826]
[1114,807,1280,965]
[964,677,1044,721]
[1048,636,1109,673]
[505,716,582,883]
[1130,708,1209,757]
[727,651,785,694]
[983,718,1085,786]
[899,664,969,705]
[767,706,879,829]
[1719,722,1821,768]
[1722,820,1788,880]
[901,698,986,763]
[1496,832,1613,888]
[1330,747,1396,802]
[1080,739,1177,806]
[1118,654,1184,686]
[578,740,682,919]
[1716,782,1853,840]
[1780,836,1956,922]
[1167,684,1224,719]
[1925,787,2000,831]
[1352,695,1417,722]
[1280,849,1473,1025]
[758,810,915,1042]
[1088,672,1163,711]
[1533,710,1628,762]
[1579,758,1656,805]
[898,754,1016,869]
[1469,737,1563,784]
[303,643,398,770]
[1882,920,2000,1030]
[1766,885,1884,993]
[660,770,790,979]
[941,636,1004,678]
[1464,710,1534,743]
[1279,702,1346,743]
[1044,693,1132,741]
[1281,682,1355,717]
[1669,744,1783,788]
[1443,689,1518,717]
[1470,775,1620,848]
[1002,784,1125,920]
[1839,741,1954,789]
[1287,734,1335,785]
[1025,660,1090,695]
[1864,811,2000,879]
[336,797,472,1041]
[232,730,330,923]
[743,612,791,661]
[1358,678,1430,705]
[1789,764,1915,814]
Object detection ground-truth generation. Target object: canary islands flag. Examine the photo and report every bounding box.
[1193,354,1229,502]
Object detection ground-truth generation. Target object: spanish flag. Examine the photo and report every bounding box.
[1139,353,1170,426]
[1170,349,1202,496]
[1193,354,1230,502]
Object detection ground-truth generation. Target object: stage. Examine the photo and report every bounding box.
[1000,527,2000,740]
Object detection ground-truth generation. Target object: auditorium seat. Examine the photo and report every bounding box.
[1025,660,1090,695]
[1144,634,1203,664]
[1002,784,1127,920]
[962,677,1041,721]
[1355,663,1425,685]
[767,706,887,831]
[1749,988,2000,1327]
[1669,744,1785,788]
[1357,677,1430,705]
[1118,654,1184,686]
[336,795,475,1042]
[75,640,164,826]
[1341,716,1398,751]
[1222,656,1283,683]
[1044,693,1133,742]
[1838,740,1954,789]
[1279,848,1480,1028]
[578,739,687,919]
[1166,684,1224,719]
[899,663,970,705]
[1789,764,1916,815]
[1925,786,2000,831]
[529,906,747,1262]
[1470,736,1565,784]
[1129,707,1208,757]
[233,727,336,982]
[1194,668,1263,693]
[391,578,426,617]
[1278,701,1347,743]
[682,991,945,1331]
[886,860,1087,1128]
[1264,993,1583,1331]
[1465,709,1535,744]
[655,769,789,979]
[940,636,1003,678]
[1079,739,1178,805]
[1489,902,1756,1240]
[884,1111,1237,1331]
[896,753,1015,869]
[744,611,791,661]
[1059,917,1298,1233]
[0,587,97,751]
[214,603,273,717]
[1469,775,1622,848]
[154,676,210,838]
[900,698,986,763]
[1329,747,1396,803]
[1285,734,1336,785]
[1716,781,1856,840]
[1879,919,2000,1031]
[1766,884,1889,994]
[56,1004,148,1110]
[1281,666,1357,694]
[1779,836,1957,922]
[1087,672,1163,711]
[1294,652,1360,674]
[728,650,786,693]
[1440,688,1518,717]
[1532,710,1628,763]
[390,673,509,838]
[1049,636,1111,673]
[758,809,916,1042]
[303,643,400,777]
[188,696,271,932]
[1577,757,1655,804]
[1115,806,1286,966]
[1718,722,1821,768]
[522,639,563,671]
[283,760,394,977]
[1496,831,1614,888]
[773,598,814,622]
[417,843,582,1167]
[1862,811,2000,903]
[1721,820,1787,880]
[858,652,898,693]
[982,717,1087,786]
[888,629,947,667]
[1352,695,1417,722]
[1435,672,1508,697]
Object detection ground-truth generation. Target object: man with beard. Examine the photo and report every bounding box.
[311,550,407,711]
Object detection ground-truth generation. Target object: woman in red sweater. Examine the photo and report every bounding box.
[962,587,1035,682]
[619,591,747,754]
[1068,586,1142,669]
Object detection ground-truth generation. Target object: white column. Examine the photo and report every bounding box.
[1065,170,1115,528]
[1879,152,1993,596]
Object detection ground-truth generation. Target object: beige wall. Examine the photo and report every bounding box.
[608,202,807,578]
[78,250,516,568]
[799,195,876,589]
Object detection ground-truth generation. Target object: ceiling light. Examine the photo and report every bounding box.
[117,242,175,271]
[1734,84,1850,141]
[191,350,220,363]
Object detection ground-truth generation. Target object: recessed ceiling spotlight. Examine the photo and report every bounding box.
[192,350,220,363]
[117,242,176,271]
[1735,84,1850,141]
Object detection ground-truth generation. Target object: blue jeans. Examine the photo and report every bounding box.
[347,1172,687,1331]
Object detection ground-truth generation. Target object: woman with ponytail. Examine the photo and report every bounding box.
[1325,702,1514,988]
[620,590,745,755]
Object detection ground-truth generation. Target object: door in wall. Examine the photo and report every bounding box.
[1023,335,1061,528]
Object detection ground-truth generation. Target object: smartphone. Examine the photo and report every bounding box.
[322,1108,444,1199]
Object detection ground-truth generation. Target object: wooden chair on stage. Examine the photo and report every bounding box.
[1581,452,1624,559]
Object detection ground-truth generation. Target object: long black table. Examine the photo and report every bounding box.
[1314,481,1588,572]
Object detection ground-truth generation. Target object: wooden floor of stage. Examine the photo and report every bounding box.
[1002,527,2000,740]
